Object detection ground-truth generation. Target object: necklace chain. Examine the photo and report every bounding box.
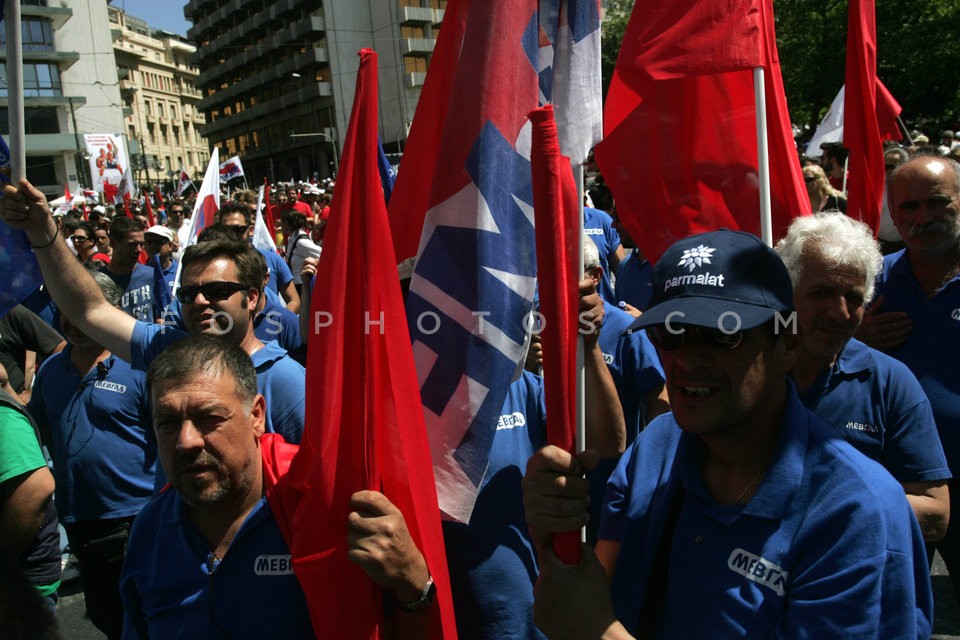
[735,462,770,505]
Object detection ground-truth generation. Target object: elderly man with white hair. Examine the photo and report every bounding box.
[775,212,950,541]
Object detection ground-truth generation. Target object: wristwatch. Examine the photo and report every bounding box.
[398,575,436,613]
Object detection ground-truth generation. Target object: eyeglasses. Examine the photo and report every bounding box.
[803,175,818,183]
[648,324,744,351]
[70,235,91,244]
[176,281,247,304]
[223,224,249,234]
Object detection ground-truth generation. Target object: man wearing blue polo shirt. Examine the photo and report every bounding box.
[775,212,950,541]
[0,180,305,445]
[858,154,960,605]
[524,230,932,639]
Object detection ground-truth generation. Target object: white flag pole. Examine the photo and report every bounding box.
[574,160,586,546]
[753,67,773,247]
[5,0,25,182]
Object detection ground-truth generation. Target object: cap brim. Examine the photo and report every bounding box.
[628,297,782,333]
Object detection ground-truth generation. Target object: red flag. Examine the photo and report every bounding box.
[844,0,884,233]
[269,49,457,639]
[876,79,903,142]
[154,185,164,209]
[262,177,279,240]
[529,105,580,564]
[386,0,471,264]
[595,0,807,264]
[122,192,133,219]
[102,180,118,205]
[63,183,72,203]
[143,194,156,227]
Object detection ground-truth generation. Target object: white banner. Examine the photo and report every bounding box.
[84,133,135,194]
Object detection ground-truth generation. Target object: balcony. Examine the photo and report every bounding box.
[21,4,73,31]
[401,38,435,56]
[433,8,445,26]
[20,50,81,71]
[401,6,434,25]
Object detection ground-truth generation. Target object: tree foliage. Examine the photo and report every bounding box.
[600,1,960,137]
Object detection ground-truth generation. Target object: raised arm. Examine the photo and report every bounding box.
[579,278,627,458]
[1,180,136,361]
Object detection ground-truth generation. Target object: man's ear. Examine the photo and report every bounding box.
[246,287,260,313]
[250,394,266,438]
[586,265,603,286]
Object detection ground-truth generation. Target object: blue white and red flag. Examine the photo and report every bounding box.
[176,168,194,196]
[183,148,221,249]
[219,155,245,183]
[403,0,542,524]
[537,0,601,164]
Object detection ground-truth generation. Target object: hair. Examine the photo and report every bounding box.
[884,146,910,166]
[74,221,94,238]
[147,334,258,409]
[181,239,265,295]
[197,223,245,244]
[821,143,848,164]
[887,154,960,208]
[216,201,252,226]
[281,209,307,231]
[775,212,883,304]
[84,265,124,306]
[801,164,845,209]
[582,233,600,271]
[61,217,81,235]
[232,189,258,205]
[108,216,145,243]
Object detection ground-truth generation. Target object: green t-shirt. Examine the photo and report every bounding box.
[0,404,59,596]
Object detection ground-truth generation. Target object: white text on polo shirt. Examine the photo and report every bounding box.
[727,548,788,596]
[254,554,294,575]
[497,412,526,430]
[845,421,878,434]
[93,380,127,394]
[663,272,725,293]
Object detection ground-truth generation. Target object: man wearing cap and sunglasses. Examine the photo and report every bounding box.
[0,179,305,445]
[523,229,932,639]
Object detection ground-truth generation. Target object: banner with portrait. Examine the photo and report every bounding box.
[84,133,134,194]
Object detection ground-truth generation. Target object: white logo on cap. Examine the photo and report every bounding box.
[677,245,716,272]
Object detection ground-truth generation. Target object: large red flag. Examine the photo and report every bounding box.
[143,194,156,227]
[269,49,457,640]
[844,0,884,233]
[386,0,471,265]
[595,0,807,263]
[876,79,903,142]
[529,104,580,563]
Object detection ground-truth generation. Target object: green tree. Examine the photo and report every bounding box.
[600,0,633,99]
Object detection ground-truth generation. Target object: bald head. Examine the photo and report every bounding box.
[888,156,960,259]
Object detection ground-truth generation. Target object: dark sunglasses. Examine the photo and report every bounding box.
[803,175,818,183]
[648,324,744,351]
[70,235,91,244]
[176,281,247,304]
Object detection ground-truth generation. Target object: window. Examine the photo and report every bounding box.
[170,104,178,119]
[158,102,165,117]
[25,155,57,186]
[144,100,152,115]
[0,107,59,135]
[15,63,62,97]
[0,18,54,51]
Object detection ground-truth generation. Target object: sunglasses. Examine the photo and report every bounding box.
[803,175,818,183]
[70,235,91,244]
[176,281,247,304]
[648,324,744,351]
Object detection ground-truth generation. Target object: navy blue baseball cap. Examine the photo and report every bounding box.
[629,229,794,333]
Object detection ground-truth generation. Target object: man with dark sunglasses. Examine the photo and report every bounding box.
[0,179,305,445]
[523,229,931,639]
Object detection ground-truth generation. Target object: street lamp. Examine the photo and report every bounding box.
[289,131,339,177]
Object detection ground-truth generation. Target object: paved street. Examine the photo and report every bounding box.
[54,552,960,639]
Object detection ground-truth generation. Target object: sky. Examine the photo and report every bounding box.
[108,0,192,37]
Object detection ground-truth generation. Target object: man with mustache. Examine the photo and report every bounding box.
[858,154,960,607]
[120,335,434,638]
[775,212,949,542]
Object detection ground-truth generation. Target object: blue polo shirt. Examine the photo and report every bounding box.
[599,385,932,638]
[120,491,314,639]
[29,349,155,523]
[131,322,305,443]
[799,338,950,483]
[443,371,547,640]
[584,207,621,305]
[875,249,960,475]
[615,249,654,312]
[260,248,294,296]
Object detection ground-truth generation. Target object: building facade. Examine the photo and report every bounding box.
[109,5,209,192]
[184,0,446,182]
[0,0,125,199]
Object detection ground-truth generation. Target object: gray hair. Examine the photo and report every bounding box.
[582,233,600,271]
[775,212,883,304]
[85,267,124,308]
[887,154,960,212]
[147,334,258,410]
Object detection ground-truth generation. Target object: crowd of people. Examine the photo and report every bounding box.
[0,132,958,639]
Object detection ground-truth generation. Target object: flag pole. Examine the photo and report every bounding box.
[897,116,914,146]
[753,67,773,247]
[5,0,25,182]
[574,160,586,546]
